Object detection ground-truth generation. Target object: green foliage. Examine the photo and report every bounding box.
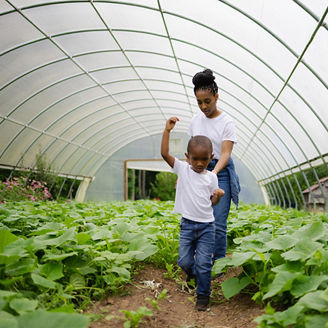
[0,177,52,202]
[1,199,327,326]
[213,202,328,327]
[0,200,180,325]
[150,172,177,201]
[119,306,153,328]
[0,151,80,201]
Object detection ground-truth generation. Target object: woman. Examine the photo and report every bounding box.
[189,68,240,262]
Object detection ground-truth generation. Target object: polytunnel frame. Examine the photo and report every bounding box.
[0,0,327,207]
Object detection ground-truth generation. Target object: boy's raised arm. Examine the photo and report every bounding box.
[161,117,179,168]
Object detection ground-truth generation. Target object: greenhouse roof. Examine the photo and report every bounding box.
[0,0,327,183]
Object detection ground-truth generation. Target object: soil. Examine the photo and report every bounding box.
[87,264,264,328]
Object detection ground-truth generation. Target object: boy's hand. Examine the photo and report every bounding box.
[213,188,225,198]
[211,188,225,206]
[165,117,179,132]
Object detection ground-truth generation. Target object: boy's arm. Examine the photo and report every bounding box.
[161,117,179,168]
[211,188,225,206]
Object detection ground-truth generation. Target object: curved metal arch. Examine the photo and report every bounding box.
[66,121,179,175]
[0,83,105,159]
[3,2,327,134]
[52,92,280,180]
[2,1,326,197]
[220,104,298,206]
[4,2,327,141]
[218,0,328,89]
[4,2,155,138]
[24,100,190,171]
[2,26,326,179]
[3,62,320,206]
[292,0,328,31]
[240,6,328,159]
[89,1,170,120]
[2,56,315,180]
[269,182,281,207]
[156,0,193,116]
[43,110,189,170]
[19,67,312,204]
[74,109,280,186]
[5,36,326,172]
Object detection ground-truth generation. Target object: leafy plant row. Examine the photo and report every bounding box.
[213,203,328,328]
[0,200,180,328]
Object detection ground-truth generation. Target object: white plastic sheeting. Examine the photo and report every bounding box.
[0,0,327,185]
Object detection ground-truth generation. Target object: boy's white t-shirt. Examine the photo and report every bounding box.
[189,112,237,159]
[172,158,218,222]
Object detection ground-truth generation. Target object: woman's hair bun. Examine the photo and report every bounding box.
[192,69,215,87]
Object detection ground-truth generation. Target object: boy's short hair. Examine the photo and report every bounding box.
[187,135,213,154]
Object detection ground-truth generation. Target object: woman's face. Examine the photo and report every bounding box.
[195,89,219,118]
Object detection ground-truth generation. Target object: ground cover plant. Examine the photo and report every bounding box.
[214,204,328,327]
[0,200,180,328]
[0,200,327,327]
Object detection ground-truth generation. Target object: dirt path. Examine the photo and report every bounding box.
[88,265,264,328]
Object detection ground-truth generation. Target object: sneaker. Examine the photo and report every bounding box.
[186,273,197,289]
[196,294,209,311]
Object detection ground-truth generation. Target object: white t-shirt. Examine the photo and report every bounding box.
[172,158,218,222]
[189,112,237,159]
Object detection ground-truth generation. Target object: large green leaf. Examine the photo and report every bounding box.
[263,271,298,300]
[0,230,19,252]
[230,252,256,266]
[5,258,35,276]
[17,310,89,328]
[221,277,252,299]
[305,314,328,328]
[0,310,18,328]
[39,262,63,281]
[42,252,77,261]
[9,297,38,314]
[282,239,322,261]
[74,232,91,245]
[212,257,232,274]
[292,221,324,242]
[298,291,328,312]
[128,237,158,260]
[266,235,297,250]
[254,304,304,326]
[69,273,85,288]
[110,266,131,279]
[31,273,56,289]
[272,261,303,273]
[34,228,76,247]
[291,275,328,298]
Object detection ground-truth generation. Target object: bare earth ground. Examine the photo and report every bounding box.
[87,264,264,328]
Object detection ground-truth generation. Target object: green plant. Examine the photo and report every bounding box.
[150,172,177,201]
[119,306,153,328]
[145,288,169,310]
[212,203,328,327]
[0,177,52,202]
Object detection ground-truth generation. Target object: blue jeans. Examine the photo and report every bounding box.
[207,160,232,261]
[178,218,215,296]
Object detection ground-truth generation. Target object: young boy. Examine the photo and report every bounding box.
[161,116,225,311]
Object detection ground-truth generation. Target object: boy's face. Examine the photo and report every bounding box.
[185,145,214,173]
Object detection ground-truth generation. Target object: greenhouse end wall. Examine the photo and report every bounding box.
[85,133,264,204]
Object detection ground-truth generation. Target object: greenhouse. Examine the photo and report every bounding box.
[0,1,328,327]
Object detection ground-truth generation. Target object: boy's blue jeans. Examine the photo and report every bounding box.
[177,218,215,296]
[207,160,232,261]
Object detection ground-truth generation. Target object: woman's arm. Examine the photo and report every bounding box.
[212,140,234,175]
